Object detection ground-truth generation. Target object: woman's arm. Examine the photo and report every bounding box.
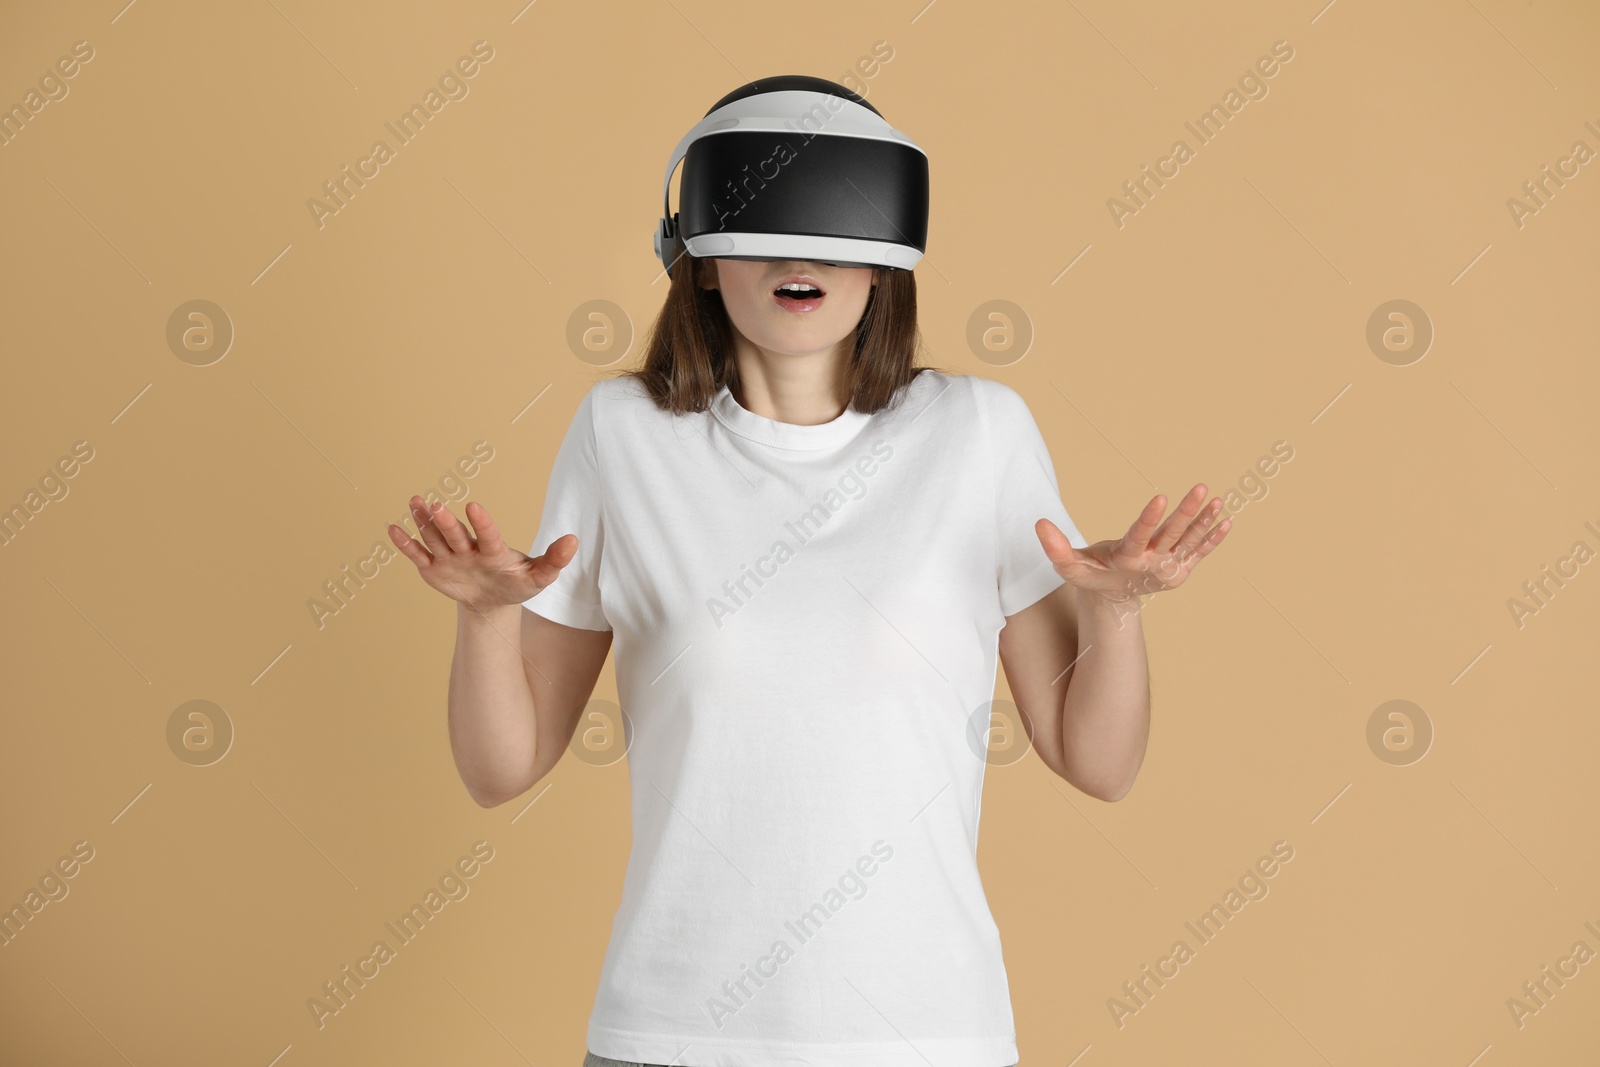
[997,484,1230,801]
[392,496,613,808]
[999,584,1150,801]
[447,602,612,808]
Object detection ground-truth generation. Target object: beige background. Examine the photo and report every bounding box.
[3,0,1598,1063]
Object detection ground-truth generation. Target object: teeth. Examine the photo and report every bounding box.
[777,282,820,293]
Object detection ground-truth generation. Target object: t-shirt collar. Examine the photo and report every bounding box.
[709,383,872,451]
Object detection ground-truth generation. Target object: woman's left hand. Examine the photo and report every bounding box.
[1034,483,1231,601]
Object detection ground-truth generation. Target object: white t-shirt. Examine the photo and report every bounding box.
[524,368,1089,1067]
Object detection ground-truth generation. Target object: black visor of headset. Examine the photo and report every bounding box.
[654,76,929,277]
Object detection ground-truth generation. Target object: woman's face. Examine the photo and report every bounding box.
[699,258,879,360]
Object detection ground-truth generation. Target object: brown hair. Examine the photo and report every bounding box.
[614,245,946,416]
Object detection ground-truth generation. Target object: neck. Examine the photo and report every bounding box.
[730,341,852,425]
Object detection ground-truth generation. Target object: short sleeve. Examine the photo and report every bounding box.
[975,377,1091,618]
[523,386,611,631]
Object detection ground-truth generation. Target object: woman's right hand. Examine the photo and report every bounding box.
[389,495,577,611]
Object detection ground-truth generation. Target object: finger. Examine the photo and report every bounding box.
[388,521,435,568]
[1034,519,1081,568]
[1121,494,1168,553]
[430,500,475,554]
[1171,496,1226,557]
[1190,515,1232,559]
[1149,484,1207,554]
[527,533,579,586]
[463,500,507,555]
[1171,514,1232,578]
[411,496,452,555]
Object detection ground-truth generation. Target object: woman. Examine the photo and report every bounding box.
[390,78,1229,1067]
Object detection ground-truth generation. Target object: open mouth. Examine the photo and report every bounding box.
[773,282,826,312]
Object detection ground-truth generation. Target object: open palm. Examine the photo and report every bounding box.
[389,495,578,610]
[1034,483,1231,601]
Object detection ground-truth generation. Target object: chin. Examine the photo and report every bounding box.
[760,329,852,354]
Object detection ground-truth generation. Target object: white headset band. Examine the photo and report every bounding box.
[683,231,923,270]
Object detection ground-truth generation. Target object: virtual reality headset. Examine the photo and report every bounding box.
[653,75,929,277]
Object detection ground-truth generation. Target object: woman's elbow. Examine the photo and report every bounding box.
[1074,766,1139,802]
[466,781,509,808]
[1094,779,1135,803]
[463,772,531,809]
